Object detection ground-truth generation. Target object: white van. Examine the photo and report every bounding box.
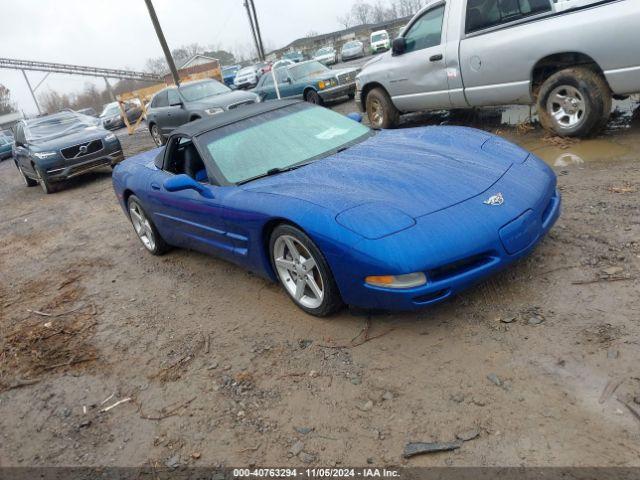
[369,30,390,54]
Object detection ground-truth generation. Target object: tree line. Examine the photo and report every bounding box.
[337,0,428,28]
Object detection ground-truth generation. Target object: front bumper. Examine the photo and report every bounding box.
[234,79,257,89]
[43,149,125,182]
[331,159,561,311]
[318,82,356,102]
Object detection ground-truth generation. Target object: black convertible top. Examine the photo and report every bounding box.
[173,99,302,137]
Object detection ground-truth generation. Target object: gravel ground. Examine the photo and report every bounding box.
[1,96,639,469]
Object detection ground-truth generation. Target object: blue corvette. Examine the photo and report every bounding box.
[112,100,560,316]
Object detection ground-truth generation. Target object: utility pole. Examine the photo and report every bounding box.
[21,69,41,115]
[103,77,116,101]
[143,0,180,86]
[243,0,263,61]
[249,0,266,60]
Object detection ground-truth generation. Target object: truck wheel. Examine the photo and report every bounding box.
[537,67,611,137]
[35,165,57,194]
[365,87,399,129]
[17,164,38,187]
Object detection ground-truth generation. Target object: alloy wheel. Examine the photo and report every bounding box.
[546,85,586,130]
[273,234,324,309]
[369,98,384,128]
[151,125,162,147]
[129,201,156,251]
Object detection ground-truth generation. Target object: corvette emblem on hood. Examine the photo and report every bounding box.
[483,192,504,206]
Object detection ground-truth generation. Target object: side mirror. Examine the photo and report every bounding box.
[346,112,363,123]
[163,174,214,198]
[392,37,406,56]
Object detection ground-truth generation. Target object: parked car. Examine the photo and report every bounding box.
[341,40,365,61]
[283,51,305,63]
[370,30,390,54]
[234,64,264,89]
[146,78,259,146]
[112,100,559,316]
[356,0,640,137]
[12,111,123,193]
[100,101,143,130]
[253,60,358,105]
[0,134,12,160]
[221,65,241,87]
[313,46,338,65]
[76,107,98,117]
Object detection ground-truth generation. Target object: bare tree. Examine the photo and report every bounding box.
[337,12,352,29]
[372,0,394,23]
[351,0,375,25]
[0,84,16,115]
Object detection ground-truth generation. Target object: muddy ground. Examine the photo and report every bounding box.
[1,97,639,469]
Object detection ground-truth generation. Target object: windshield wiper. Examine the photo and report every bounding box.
[238,162,312,185]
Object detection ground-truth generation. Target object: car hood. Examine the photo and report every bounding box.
[29,126,108,149]
[189,90,258,109]
[242,126,522,219]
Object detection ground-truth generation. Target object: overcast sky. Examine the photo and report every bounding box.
[1,0,361,115]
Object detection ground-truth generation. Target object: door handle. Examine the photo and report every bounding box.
[151,182,161,190]
[429,54,443,62]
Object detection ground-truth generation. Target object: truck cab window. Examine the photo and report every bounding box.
[404,5,445,53]
[466,0,551,33]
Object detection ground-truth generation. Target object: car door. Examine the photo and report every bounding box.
[146,135,237,258]
[151,90,171,134]
[387,3,451,111]
[166,89,190,130]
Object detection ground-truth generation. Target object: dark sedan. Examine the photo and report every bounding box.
[100,101,143,130]
[12,111,124,194]
[146,79,259,146]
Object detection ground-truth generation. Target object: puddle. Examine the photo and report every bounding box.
[399,95,639,130]
[518,138,633,167]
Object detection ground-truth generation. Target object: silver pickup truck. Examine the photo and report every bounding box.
[355,0,640,136]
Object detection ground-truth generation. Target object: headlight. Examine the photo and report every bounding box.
[105,133,117,141]
[33,151,57,159]
[205,107,224,115]
[365,272,427,289]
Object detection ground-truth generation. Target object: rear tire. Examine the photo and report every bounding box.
[127,195,169,255]
[365,87,399,129]
[537,67,611,137]
[269,224,343,317]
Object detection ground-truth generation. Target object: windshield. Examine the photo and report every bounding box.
[343,41,359,48]
[200,104,371,184]
[222,66,239,73]
[372,32,388,42]
[101,103,119,117]
[237,66,256,76]
[179,80,230,101]
[289,61,330,80]
[0,136,8,146]
[25,111,101,143]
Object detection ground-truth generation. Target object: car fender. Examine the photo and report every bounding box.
[224,189,364,288]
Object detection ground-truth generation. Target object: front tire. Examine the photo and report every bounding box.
[305,90,324,106]
[365,87,399,129]
[127,195,169,255]
[270,224,343,317]
[537,67,611,137]
[150,123,166,147]
[17,164,38,187]
[35,165,57,194]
